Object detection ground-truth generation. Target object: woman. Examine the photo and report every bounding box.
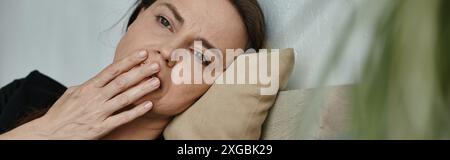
[0,0,266,140]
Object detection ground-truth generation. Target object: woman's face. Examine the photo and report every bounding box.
[114,0,248,116]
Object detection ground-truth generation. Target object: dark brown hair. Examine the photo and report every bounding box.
[127,0,266,50]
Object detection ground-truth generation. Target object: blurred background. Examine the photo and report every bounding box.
[0,0,133,86]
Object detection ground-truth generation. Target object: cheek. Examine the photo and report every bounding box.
[152,83,211,116]
[167,83,211,102]
[114,32,144,62]
[168,84,211,105]
[114,16,164,61]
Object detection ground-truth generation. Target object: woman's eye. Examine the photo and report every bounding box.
[157,15,172,30]
[194,50,211,66]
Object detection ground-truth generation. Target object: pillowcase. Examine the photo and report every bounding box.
[163,48,295,140]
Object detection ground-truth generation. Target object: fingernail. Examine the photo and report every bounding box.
[150,63,159,71]
[138,50,148,58]
[144,101,153,110]
[149,78,160,87]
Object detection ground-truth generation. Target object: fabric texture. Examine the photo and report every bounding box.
[261,86,352,140]
[0,71,66,133]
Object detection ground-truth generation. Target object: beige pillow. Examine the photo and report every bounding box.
[163,48,295,140]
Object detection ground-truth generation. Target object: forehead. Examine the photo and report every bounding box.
[153,0,248,50]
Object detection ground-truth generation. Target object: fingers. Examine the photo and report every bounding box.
[104,77,160,115]
[101,61,160,99]
[88,50,149,88]
[102,101,153,130]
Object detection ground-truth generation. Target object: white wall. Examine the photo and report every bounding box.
[0,0,380,89]
[0,0,134,86]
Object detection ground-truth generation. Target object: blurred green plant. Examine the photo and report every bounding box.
[348,0,450,139]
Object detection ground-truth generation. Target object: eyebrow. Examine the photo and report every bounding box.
[160,2,218,50]
[160,2,184,24]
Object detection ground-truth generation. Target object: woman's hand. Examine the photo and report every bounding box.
[0,50,161,140]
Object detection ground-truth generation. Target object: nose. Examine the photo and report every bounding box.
[157,49,177,68]
[157,40,189,68]
[155,34,191,68]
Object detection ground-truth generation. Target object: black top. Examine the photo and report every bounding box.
[0,71,165,140]
[0,71,66,133]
